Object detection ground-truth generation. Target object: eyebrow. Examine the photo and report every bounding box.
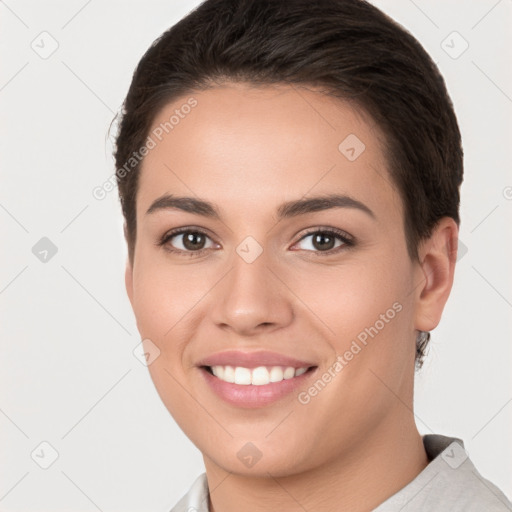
[145,193,375,220]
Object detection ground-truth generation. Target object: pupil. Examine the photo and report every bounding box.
[313,233,334,251]
[183,232,205,250]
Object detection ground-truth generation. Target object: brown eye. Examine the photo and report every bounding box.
[311,232,336,251]
[294,229,353,254]
[181,231,207,250]
[159,229,217,255]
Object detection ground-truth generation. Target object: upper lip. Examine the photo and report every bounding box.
[197,350,317,369]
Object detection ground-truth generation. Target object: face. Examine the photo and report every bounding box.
[125,83,437,477]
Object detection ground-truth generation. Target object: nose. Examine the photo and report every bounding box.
[210,249,294,337]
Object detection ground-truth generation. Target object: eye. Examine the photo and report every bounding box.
[292,228,354,255]
[157,226,354,257]
[157,228,218,256]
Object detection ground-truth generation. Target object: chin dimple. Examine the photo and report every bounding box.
[208,365,309,385]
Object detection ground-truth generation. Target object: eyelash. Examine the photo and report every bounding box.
[157,226,355,257]
[157,227,355,257]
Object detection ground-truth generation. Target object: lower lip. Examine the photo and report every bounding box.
[199,366,317,408]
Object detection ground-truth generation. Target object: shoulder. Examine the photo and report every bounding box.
[374,434,512,511]
[170,473,209,512]
[424,459,512,511]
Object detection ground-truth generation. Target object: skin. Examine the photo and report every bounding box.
[125,82,458,511]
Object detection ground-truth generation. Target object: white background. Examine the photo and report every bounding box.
[1,0,511,510]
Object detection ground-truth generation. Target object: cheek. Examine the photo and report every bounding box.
[289,259,415,439]
[292,255,411,340]
[130,258,181,348]
[291,254,416,407]
[129,259,209,424]
[130,254,220,362]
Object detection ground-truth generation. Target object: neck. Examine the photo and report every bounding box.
[204,413,429,512]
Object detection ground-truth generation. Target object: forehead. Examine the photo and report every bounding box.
[137,83,401,223]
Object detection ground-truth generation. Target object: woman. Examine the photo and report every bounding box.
[113,0,512,510]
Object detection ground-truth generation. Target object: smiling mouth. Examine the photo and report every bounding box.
[202,365,317,386]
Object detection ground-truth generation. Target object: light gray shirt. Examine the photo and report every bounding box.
[170,434,512,511]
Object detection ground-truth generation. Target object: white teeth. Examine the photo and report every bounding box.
[234,367,252,385]
[269,366,284,382]
[209,365,310,385]
[283,367,295,379]
[223,365,235,383]
[212,365,224,379]
[251,366,270,385]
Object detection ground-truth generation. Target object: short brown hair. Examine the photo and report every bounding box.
[113,0,464,367]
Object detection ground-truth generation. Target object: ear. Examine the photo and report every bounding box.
[414,217,459,332]
[124,223,134,308]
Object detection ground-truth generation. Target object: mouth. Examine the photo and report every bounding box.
[199,364,318,408]
[201,364,316,385]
